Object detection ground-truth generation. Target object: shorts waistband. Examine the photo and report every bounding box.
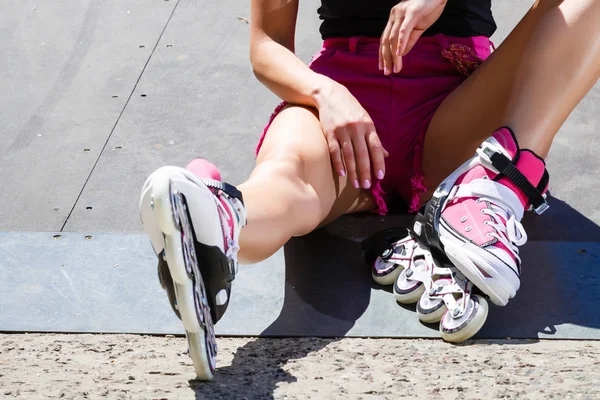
[322,34,492,55]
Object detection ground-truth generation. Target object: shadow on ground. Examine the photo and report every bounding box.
[189,195,600,399]
[189,337,337,400]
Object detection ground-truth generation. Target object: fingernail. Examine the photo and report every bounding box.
[384,67,389,75]
[362,179,371,189]
[393,64,399,73]
[353,179,360,189]
[378,62,383,70]
[339,169,346,177]
[377,170,384,180]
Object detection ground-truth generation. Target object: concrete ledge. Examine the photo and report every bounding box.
[2,223,599,339]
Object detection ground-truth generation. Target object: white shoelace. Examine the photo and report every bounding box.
[481,201,527,264]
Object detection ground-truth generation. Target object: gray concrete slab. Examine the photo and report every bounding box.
[1,0,599,340]
[63,0,322,232]
[2,226,599,339]
[0,231,282,335]
[61,0,600,233]
[0,0,176,231]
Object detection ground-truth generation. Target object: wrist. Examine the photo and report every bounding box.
[310,75,336,109]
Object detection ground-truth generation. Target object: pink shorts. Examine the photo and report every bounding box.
[256,34,494,215]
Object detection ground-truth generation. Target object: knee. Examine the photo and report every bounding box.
[251,157,326,233]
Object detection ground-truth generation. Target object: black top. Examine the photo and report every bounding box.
[317,0,496,39]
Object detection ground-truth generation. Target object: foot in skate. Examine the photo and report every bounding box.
[437,127,549,307]
[139,159,247,380]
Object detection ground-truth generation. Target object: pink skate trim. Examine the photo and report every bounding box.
[217,197,235,253]
[521,149,549,194]
[442,175,496,247]
[184,159,235,253]
[186,159,222,181]
[492,127,518,159]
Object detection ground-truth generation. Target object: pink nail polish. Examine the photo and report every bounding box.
[363,179,371,189]
[384,67,389,75]
[353,180,360,189]
[377,170,384,180]
[339,169,346,177]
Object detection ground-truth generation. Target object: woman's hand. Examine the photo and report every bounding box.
[379,0,447,75]
[315,81,389,190]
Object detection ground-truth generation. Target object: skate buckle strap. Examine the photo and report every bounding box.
[202,179,245,204]
[477,144,549,215]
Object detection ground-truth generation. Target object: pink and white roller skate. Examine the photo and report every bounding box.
[438,127,548,307]
[139,159,247,380]
[365,127,549,342]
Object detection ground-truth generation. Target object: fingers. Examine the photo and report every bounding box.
[382,6,427,74]
[329,129,360,188]
[403,29,424,57]
[328,127,387,190]
[352,133,372,189]
[380,19,401,75]
[339,136,360,189]
[379,21,394,75]
[327,136,346,178]
[388,18,403,74]
[367,131,386,181]
[381,9,406,75]
[397,13,415,58]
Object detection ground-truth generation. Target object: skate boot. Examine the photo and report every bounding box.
[139,159,247,380]
[436,127,549,308]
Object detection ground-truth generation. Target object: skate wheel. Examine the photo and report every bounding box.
[187,329,216,381]
[393,268,424,304]
[372,257,403,286]
[417,295,446,324]
[439,295,489,343]
[416,278,451,323]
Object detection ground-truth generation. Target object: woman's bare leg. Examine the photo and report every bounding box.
[422,0,600,199]
[237,105,375,264]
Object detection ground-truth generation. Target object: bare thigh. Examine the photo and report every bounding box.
[256,104,375,227]
[421,0,560,199]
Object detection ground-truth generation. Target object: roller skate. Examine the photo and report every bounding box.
[139,159,247,380]
[364,127,549,342]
